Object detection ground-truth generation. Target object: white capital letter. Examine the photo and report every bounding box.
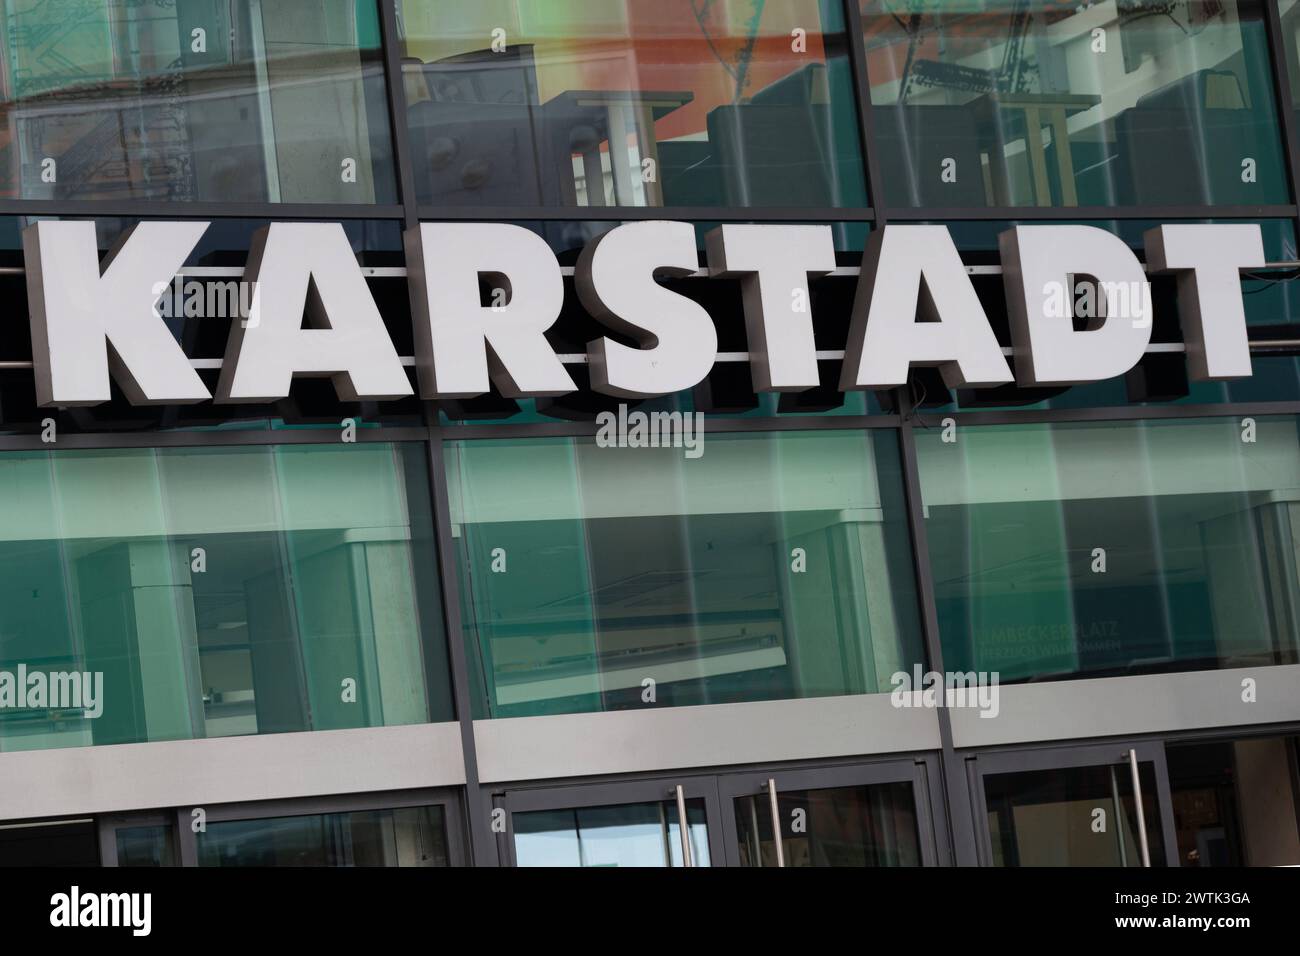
[1144,224,1263,381]
[706,224,833,391]
[1001,225,1152,385]
[406,223,574,398]
[216,223,412,402]
[840,225,1011,390]
[578,221,717,398]
[23,221,212,406]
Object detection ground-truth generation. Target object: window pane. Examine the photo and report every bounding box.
[447,429,924,718]
[861,0,1287,207]
[984,763,1166,866]
[1167,735,1300,867]
[197,805,448,866]
[115,825,176,867]
[398,0,866,207]
[0,443,450,752]
[0,820,98,866]
[513,799,708,867]
[733,781,921,866]
[918,417,1300,683]
[0,1,395,202]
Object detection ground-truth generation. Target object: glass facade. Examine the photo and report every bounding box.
[0,0,1296,872]
[0,1,395,203]
[197,805,449,866]
[733,780,921,866]
[917,416,1300,683]
[115,826,177,867]
[513,799,709,867]
[984,762,1167,866]
[861,0,1287,208]
[397,0,864,208]
[446,430,923,717]
[0,442,451,752]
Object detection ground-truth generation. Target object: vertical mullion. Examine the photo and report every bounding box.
[175,807,198,866]
[377,0,419,229]
[380,0,491,863]
[424,433,496,865]
[896,408,979,865]
[1263,0,1300,245]
[843,0,887,224]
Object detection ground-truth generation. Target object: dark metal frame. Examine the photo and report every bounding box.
[0,0,1297,869]
[713,756,946,866]
[965,740,1179,868]
[493,775,725,867]
[488,751,948,867]
[97,788,468,867]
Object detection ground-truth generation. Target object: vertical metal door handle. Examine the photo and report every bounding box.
[1127,749,1152,868]
[1108,765,1128,867]
[674,784,694,867]
[766,778,786,868]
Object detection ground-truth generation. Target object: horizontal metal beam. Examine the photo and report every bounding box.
[10,337,1300,374]
[473,695,942,783]
[949,665,1300,749]
[0,723,466,821]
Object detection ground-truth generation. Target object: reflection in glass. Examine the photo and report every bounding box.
[917,417,1300,683]
[0,443,449,753]
[0,1,395,202]
[514,799,708,867]
[398,0,865,208]
[115,826,176,867]
[734,781,921,866]
[861,0,1286,207]
[1167,735,1300,866]
[985,762,1166,866]
[197,806,448,866]
[446,430,924,718]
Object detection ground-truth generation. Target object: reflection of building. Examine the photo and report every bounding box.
[2,57,393,202]
[0,0,393,203]
[866,0,1283,206]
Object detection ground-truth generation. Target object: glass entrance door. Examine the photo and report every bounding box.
[717,759,942,866]
[494,759,944,867]
[496,778,722,867]
[968,742,1176,867]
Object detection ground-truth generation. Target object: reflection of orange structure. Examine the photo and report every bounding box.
[407,0,832,147]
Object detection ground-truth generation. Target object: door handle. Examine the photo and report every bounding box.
[764,778,786,868]
[674,784,694,867]
[1127,749,1152,867]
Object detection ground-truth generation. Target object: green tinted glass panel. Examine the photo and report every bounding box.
[0,0,394,202]
[0,443,450,752]
[734,781,921,866]
[115,826,176,867]
[197,806,448,866]
[861,1,1287,207]
[917,417,1300,682]
[513,799,708,867]
[1276,1,1300,151]
[447,429,924,718]
[398,0,865,207]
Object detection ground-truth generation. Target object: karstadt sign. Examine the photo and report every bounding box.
[21,219,1264,407]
